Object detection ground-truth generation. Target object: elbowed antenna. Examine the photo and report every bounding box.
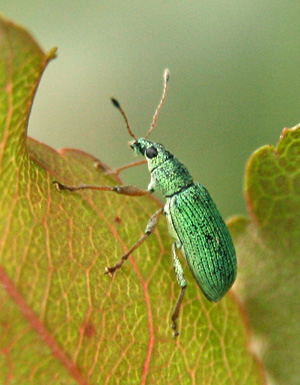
[111,97,137,140]
[145,68,170,139]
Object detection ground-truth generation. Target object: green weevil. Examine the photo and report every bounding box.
[54,69,237,336]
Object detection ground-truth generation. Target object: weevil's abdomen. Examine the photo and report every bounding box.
[166,183,237,302]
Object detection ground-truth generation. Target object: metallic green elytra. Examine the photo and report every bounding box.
[54,69,237,336]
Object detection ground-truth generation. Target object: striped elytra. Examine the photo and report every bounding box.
[166,183,236,302]
[134,138,237,304]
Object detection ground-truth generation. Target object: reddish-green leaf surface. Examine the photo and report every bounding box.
[228,126,300,385]
[0,16,266,385]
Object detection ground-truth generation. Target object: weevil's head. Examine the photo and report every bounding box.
[130,137,193,196]
[130,138,172,172]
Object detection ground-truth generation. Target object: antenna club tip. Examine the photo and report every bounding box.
[111,97,120,108]
[164,69,170,82]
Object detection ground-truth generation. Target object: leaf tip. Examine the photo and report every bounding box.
[47,47,58,61]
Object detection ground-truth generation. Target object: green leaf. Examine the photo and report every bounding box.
[0,15,265,384]
[228,125,300,385]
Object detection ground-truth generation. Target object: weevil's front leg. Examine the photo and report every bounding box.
[171,243,187,337]
[53,181,150,197]
[95,159,148,175]
[105,208,164,275]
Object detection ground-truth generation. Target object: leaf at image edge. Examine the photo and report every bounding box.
[0,15,266,385]
[228,124,300,385]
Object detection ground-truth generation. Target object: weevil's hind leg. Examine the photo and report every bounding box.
[171,243,187,337]
[53,181,150,197]
[95,159,148,175]
[105,208,163,275]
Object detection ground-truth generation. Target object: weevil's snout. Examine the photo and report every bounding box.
[129,140,146,155]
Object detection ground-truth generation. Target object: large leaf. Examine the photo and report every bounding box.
[0,16,266,384]
[228,125,300,385]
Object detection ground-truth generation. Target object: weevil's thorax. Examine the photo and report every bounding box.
[132,138,194,197]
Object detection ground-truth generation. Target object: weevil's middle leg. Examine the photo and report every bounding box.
[53,181,150,197]
[95,159,148,175]
[171,243,187,337]
[105,208,163,275]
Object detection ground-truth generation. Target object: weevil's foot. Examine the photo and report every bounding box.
[94,161,119,175]
[94,161,105,171]
[53,181,64,191]
[94,161,116,174]
[171,322,179,337]
[104,266,115,276]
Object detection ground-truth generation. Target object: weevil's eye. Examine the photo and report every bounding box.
[145,146,158,159]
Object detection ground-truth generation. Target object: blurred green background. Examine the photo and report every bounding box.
[2,1,300,218]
